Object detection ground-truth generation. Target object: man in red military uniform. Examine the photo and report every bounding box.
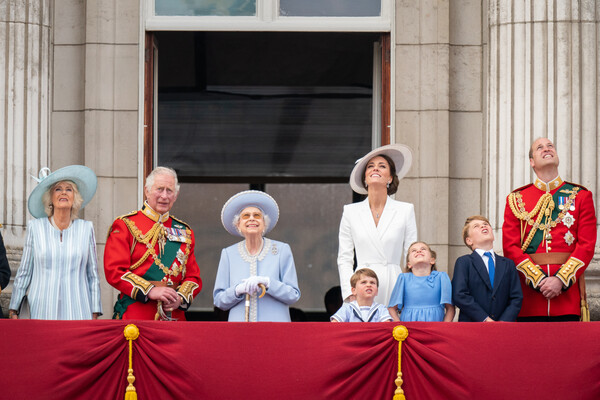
[502,138,596,321]
[104,166,202,320]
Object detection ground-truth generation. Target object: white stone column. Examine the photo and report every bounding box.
[488,1,600,317]
[0,0,51,312]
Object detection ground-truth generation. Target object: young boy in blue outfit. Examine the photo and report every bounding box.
[452,215,522,322]
[331,268,393,322]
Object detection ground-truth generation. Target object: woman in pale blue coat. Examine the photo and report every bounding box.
[213,191,300,322]
[9,166,102,320]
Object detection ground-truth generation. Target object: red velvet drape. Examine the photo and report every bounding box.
[1,321,599,400]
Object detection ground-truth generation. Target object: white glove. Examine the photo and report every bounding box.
[235,279,248,297]
[256,276,270,289]
[245,276,270,295]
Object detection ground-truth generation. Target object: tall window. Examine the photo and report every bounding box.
[155,31,381,315]
[158,32,376,182]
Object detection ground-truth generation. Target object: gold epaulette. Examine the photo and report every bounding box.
[516,259,546,288]
[171,215,191,229]
[564,181,588,191]
[0,223,3,228]
[116,210,140,220]
[106,210,139,240]
[555,257,584,288]
[510,183,533,194]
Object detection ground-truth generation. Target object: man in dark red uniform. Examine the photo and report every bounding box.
[502,138,596,321]
[104,167,201,320]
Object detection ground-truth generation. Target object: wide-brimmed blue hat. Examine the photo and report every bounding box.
[28,165,98,218]
[221,190,279,237]
[349,144,412,195]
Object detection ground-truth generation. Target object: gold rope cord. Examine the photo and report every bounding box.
[508,189,578,251]
[393,325,409,400]
[508,192,552,251]
[122,218,163,269]
[124,324,140,400]
[122,217,187,278]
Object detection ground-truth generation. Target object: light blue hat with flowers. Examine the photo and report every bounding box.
[28,165,98,218]
[221,190,279,237]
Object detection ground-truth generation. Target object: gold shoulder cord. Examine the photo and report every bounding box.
[121,217,185,279]
[508,189,578,251]
[121,217,164,270]
[508,192,553,251]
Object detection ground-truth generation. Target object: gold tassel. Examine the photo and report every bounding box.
[392,325,409,400]
[579,277,590,322]
[124,324,140,400]
[581,299,590,322]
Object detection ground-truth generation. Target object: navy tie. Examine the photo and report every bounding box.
[484,251,495,287]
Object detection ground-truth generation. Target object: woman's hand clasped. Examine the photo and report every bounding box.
[235,276,270,296]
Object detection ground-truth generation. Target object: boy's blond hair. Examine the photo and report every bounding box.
[350,268,379,288]
[462,215,491,250]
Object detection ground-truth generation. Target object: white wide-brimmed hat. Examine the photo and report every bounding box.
[28,165,98,218]
[221,190,280,237]
[349,144,413,195]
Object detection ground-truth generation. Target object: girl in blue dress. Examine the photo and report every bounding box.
[388,241,455,322]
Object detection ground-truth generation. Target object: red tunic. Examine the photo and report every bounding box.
[502,177,596,317]
[104,204,202,320]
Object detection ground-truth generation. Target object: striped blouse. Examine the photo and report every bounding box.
[9,218,102,319]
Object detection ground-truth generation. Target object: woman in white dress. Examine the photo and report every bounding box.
[9,165,102,320]
[337,144,418,306]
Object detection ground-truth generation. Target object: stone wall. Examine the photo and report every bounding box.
[394,0,486,275]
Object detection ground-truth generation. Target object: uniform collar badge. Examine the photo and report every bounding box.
[534,176,563,192]
[142,202,170,223]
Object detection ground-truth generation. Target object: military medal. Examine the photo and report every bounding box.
[565,231,575,246]
[558,196,566,210]
[563,212,575,228]
[165,227,190,243]
[176,248,188,265]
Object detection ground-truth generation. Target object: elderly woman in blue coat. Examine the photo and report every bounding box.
[213,190,300,322]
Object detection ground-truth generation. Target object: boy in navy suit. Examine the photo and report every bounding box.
[452,216,522,322]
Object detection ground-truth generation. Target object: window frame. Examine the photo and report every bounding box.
[145,0,392,32]
[142,1,394,180]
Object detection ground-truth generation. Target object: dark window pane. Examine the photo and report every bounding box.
[156,32,376,182]
[280,0,381,17]
[169,183,247,311]
[155,0,256,16]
